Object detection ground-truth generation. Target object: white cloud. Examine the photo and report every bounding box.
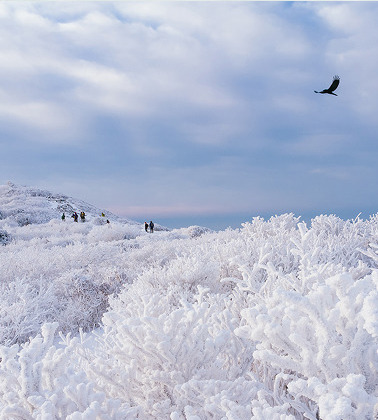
[0,2,317,147]
[315,3,377,34]
[0,100,71,133]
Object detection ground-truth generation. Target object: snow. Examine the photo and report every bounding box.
[0,182,377,419]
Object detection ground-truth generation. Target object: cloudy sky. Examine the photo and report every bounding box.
[0,2,377,228]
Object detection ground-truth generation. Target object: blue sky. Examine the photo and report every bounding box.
[0,2,377,229]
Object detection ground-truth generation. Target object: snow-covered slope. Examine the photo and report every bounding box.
[0,181,137,226]
[0,184,377,419]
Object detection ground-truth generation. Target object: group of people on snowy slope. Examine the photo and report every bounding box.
[61,212,155,232]
[70,212,86,222]
[145,221,154,233]
[61,211,88,223]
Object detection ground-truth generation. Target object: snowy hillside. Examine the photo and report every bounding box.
[0,181,137,226]
[0,184,377,419]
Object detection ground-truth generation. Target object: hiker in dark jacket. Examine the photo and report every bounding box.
[149,221,154,233]
[144,222,148,232]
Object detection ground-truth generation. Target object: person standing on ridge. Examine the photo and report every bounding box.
[144,221,148,232]
[149,220,154,233]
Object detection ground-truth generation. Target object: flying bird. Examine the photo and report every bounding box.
[314,75,340,96]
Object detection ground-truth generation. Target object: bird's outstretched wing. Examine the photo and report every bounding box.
[328,75,340,93]
[314,75,340,95]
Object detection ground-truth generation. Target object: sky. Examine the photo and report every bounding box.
[0,1,377,230]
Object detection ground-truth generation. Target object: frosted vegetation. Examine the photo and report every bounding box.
[0,183,377,419]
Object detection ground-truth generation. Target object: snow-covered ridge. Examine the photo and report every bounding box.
[0,181,137,226]
[0,184,377,419]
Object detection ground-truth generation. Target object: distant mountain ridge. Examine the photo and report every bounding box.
[0,181,138,226]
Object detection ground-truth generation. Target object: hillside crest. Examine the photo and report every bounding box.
[0,181,136,226]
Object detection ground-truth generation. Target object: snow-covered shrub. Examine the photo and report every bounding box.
[234,265,378,419]
[291,216,375,294]
[86,223,139,243]
[0,278,58,346]
[80,286,263,419]
[0,226,133,344]
[0,323,138,419]
[184,225,213,238]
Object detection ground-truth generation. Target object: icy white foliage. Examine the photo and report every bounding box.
[180,225,213,238]
[0,323,138,419]
[0,184,377,419]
